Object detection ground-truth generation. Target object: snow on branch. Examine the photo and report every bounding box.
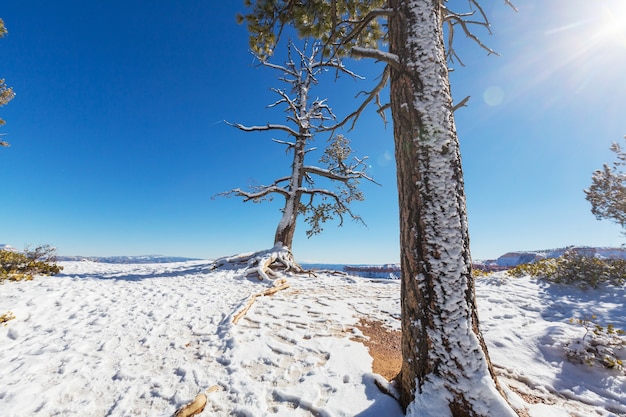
[224,120,303,138]
[261,60,298,77]
[271,138,296,149]
[216,183,289,202]
[268,88,298,114]
[504,0,519,12]
[304,165,363,182]
[351,47,400,71]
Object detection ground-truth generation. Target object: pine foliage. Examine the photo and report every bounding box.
[585,138,626,232]
[0,18,14,147]
[237,0,386,59]
[507,251,626,289]
[566,315,625,373]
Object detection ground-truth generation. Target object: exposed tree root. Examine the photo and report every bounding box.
[173,386,220,417]
[373,374,401,402]
[210,244,304,281]
[173,393,207,417]
[232,278,290,324]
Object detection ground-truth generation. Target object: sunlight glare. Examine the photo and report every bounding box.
[597,2,626,46]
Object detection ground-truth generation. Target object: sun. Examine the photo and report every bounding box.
[596,1,626,46]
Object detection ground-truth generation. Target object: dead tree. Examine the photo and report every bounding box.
[221,41,376,252]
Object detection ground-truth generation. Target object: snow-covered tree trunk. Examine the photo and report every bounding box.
[274,128,306,248]
[388,1,517,416]
[274,65,311,249]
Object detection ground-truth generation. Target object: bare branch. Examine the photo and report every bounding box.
[311,54,365,81]
[505,0,519,12]
[272,138,295,149]
[467,0,492,35]
[267,96,289,110]
[442,1,517,64]
[351,47,401,71]
[377,103,390,122]
[303,163,379,185]
[217,185,289,202]
[224,120,303,138]
[452,96,470,113]
[269,88,298,114]
[261,60,297,77]
[303,166,355,182]
[330,65,391,131]
[445,13,498,57]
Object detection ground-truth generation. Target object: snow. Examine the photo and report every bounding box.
[1,261,625,416]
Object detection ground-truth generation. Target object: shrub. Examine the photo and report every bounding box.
[507,251,626,288]
[0,245,63,282]
[471,268,490,278]
[1,311,15,325]
[507,257,558,279]
[565,316,625,372]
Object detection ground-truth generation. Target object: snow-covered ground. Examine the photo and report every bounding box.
[1,261,624,416]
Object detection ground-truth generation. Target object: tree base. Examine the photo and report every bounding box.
[210,244,304,280]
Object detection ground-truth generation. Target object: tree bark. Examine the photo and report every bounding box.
[274,71,310,249]
[273,133,305,249]
[388,0,516,416]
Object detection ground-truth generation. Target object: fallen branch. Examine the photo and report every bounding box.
[232,278,290,324]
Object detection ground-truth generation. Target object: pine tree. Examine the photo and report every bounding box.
[0,18,15,148]
[239,1,519,416]
[585,137,626,232]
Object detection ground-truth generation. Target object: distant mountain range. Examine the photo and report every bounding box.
[310,246,626,277]
[0,244,201,263]
[2,244,624,268]
[56,255,202,264]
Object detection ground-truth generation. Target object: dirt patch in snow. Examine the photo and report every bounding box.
[354,319,536,417]
[355,318,402,381]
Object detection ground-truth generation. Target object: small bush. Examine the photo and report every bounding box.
[0,245,63,282]
[471,268,490,278]
[507,251,626,288]
[1,311,15,325]
[565,316,625,372]
[507,257,558,279]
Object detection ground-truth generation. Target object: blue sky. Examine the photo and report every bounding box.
[1,0,625,264]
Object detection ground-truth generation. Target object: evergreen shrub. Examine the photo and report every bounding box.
[1,311,15,325]
[565,316,625,372]
[507,251,626,288]
[0,245,63,282]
